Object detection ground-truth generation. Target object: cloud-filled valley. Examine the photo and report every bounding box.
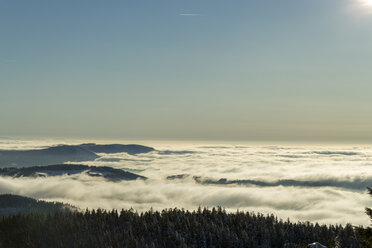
[0,139,372,226]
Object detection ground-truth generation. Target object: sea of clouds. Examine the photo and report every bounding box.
[0,138,372,226]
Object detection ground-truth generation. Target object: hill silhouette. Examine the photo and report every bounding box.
[0,164,146,181]
[0,194,75,217]
[0,143,155,167]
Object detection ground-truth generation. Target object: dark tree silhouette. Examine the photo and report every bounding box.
[356,187,372,247]
[0,207,360,248]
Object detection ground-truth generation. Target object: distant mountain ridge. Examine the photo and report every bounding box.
[0,164,146,181]
[167,174,372,191]
[0,143,155,167]
[80,143,155,154]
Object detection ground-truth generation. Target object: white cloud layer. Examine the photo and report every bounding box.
[1,140,372,226]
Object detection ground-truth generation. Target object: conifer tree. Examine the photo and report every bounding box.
[356,187,372,247]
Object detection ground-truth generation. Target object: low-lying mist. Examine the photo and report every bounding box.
[1,139,372,226]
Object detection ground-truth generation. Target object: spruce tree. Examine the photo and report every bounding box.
[356,187,372,247]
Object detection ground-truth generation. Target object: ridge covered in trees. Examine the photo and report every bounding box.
[0,164,146,181]
[355,187,372,248]
[0,194,75,217]
[0,205,360,248]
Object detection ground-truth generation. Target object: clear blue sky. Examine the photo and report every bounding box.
[1,0,372,142]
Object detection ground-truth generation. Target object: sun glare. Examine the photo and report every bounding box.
[361,0,372,7]
[354,0,372,14]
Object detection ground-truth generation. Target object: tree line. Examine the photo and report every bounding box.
[0,207,361,248]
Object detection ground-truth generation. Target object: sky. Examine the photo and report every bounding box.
[1,0,372,142]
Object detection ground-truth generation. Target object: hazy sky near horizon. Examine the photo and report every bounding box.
[1,0,372,142]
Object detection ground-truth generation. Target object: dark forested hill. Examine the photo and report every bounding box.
[0,164,146,181]
[0,194,75,217]
[0,205,361,248]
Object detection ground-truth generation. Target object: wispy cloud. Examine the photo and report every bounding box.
[179,13,202,17]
